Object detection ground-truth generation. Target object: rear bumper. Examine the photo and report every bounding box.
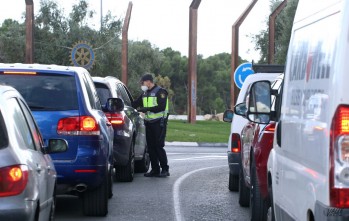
[55,164,107,194]
[228,151,240,176]
[113,134,132,166]
[0,198,36,221]
[315,201,349,220]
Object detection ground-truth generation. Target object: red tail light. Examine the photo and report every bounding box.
[330,105,349,208]
[105,113,124,126]
[57,116,100,135]
[264,123,276,132]
[0,165,28,197]
[231,133,241,153]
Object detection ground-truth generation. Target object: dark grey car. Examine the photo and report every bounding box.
[0,85,67,221]
[93,76,149,182]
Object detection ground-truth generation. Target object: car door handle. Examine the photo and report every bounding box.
[36,164,42,173]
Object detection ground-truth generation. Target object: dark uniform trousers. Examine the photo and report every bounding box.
[145,119,168,172]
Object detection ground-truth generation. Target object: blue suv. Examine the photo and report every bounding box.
[0,64,114,216]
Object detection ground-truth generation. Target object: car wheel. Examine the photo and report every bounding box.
[267,180,275,221]
[82,173,108,216]
[108,167,113,199]
[115,140,135,182]
[239,167,250,207]
[250,155,267,221]
[135,145,150,173]
[228,173,239,191]
[48,187,56,221]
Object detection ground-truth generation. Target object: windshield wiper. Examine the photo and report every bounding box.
[28,105,56,110]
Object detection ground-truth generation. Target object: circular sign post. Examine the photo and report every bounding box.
[233,62,255,89]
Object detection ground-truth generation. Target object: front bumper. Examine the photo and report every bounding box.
[227,151,240,176]
[315,201,349,221]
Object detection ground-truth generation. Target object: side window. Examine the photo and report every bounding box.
[122,85,134,102]
[81,73,97,109]
[117,84,131,106]
[8,98,35,150]
[18,99,44,150]
[84,72,102,110]
[0,110,8,149]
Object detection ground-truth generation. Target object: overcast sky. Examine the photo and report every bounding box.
[0,0,272,61]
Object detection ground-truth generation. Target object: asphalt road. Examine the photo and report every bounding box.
[55,146,249,221]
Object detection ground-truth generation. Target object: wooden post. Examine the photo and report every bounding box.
[188,0,201,124]
[121,2,133,86]
[25,0,34,64]
[268,0,287,64]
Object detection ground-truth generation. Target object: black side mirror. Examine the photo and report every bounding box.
[106,98,124,112]
[234,103,247,117]
[223,110,234,123]
[246,81,272,124]
[46,139,68,154]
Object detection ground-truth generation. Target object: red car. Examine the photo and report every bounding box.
[234,74,283,221]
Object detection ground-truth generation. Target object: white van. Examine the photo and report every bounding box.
[223,70,280,192]
[246,0,349,220]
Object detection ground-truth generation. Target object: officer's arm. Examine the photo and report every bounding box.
[132,94,143,109]
[146,89,168,113]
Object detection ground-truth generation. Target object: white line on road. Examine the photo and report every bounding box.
[172,156,227,161]
[173,165,226,221]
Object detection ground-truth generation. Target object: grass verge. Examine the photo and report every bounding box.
[166,120,230,143]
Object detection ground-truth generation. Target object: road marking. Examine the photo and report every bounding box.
[172,156,227,161]
[173,165,226,221]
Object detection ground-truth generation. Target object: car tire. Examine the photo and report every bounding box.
[267,180,275,221]
[250,155,268,221]
[115,140,135,182]
[108,167,113,199]
[82,173,108,216]
[228,173,239,191]
[48,187,56,221]
[239,167,250,207]
[135,145,150,173]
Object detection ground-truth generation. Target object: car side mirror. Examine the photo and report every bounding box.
[45,139,68,154]
[223,110,234,123]
[234,103,247,117]
[246,81,272,124]
[106,98,124,112]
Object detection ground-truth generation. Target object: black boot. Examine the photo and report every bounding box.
[144,170,160,177]
[158,168,170,177]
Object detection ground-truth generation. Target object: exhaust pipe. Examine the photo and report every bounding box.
[74,184,87,193]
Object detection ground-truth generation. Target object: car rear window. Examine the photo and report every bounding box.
[94,83,112,106]
[0,110,8,149]
[0,74,78,111]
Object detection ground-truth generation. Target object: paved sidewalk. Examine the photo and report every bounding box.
[165,141,227,147]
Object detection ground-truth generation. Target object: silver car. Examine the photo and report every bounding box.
[0,85,67,221]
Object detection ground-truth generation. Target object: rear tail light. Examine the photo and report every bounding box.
[105,113,124,126]
[0,165,28,197]
[57,116,100,135]
[330,105,349,207]
[231,133,241,153]
[264,123,276,132]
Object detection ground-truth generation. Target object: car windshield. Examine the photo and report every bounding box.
[94,83,112,106]
[0,74,78,111]
[0,110,8,149]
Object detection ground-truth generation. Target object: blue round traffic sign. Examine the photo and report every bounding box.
[234,62,255,89]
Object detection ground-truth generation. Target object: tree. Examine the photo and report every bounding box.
[252,0,299,64]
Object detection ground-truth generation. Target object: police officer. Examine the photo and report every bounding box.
[132,73,170,177]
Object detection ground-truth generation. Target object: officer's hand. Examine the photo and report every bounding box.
[138,107,149,113]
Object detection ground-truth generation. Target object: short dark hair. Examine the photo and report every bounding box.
[140,73,153,83]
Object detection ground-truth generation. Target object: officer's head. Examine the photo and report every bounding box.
[140,73,154,91]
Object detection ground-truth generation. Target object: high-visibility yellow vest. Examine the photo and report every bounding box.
[142,86,169,121]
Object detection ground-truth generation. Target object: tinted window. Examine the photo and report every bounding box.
[95,83,112,106]
[117,84,131,106]
[0,74,78,111]
[18,99,44,151]
[0,110,8,149]
[8,98,35,150]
